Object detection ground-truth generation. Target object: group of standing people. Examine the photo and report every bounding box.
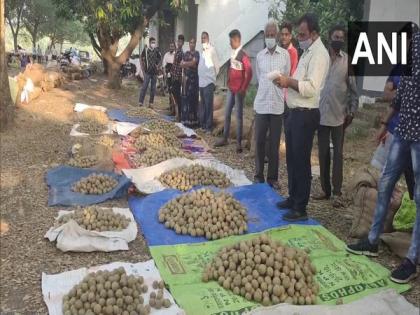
[139,33,220,130]
[137,14,419,284]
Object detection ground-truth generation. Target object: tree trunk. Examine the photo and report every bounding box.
[0,0,14,130]
[102,50,121,89]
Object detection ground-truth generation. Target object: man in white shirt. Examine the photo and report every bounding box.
[254,19,290,187]
[276,13,330,221]
[198,31,220,132]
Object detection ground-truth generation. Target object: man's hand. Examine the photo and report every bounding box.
[343,114,354,129]
[376,124,388,145]
[274,75,289,88]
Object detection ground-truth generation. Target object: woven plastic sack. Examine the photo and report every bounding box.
[393,192,416,231]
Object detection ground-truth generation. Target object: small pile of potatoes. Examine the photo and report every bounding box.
[97,135,115,148]
[57,206,130,232]
[202,234,319,306]
[62,267,172,315]
[72,173,118,195]
[77,119,107,135]
[158,188,248,240]
[126,107,157,119]
[158,165,232,191]
[149,280,172,309]
[132,147,190,167]
[134,133,181,151]
[142,119,183,136]
[68,155,98,168]
[80,109,109,125]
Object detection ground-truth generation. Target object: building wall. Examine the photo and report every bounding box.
[195,0,271,65]
[362,0,419,94]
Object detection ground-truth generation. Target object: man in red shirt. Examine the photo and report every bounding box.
[215,29,253,153]
[280,21,298,76]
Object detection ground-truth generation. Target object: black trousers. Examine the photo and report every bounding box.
[285,108,320,212]
[318,124,344,197]
[255,114,283,183]
[172,79,182,118]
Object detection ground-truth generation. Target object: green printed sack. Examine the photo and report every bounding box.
[150,225,409,315]
[393,192,416,231]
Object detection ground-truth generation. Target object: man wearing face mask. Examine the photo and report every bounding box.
[313,25,358,206]
[139,37,162,108]
[253,19,290,187]
[275,13,330,221]
[198,31,220,132]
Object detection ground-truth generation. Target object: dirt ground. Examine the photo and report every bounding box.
[0,73,418,313]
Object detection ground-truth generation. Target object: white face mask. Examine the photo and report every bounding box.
[298,38,312,51]
[265,37,276,50]
[150,43,156,49]
[202,42,209,50]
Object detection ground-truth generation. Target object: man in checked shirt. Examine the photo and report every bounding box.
[253,19,290,188]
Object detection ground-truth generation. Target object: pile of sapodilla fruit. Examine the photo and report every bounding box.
[132,147,190,167]
[158,164,232,191]
[158,188,248,239]
[72,173,118,195]
[57,207,130,232]
[62,267,172,315]
[202,234,319,306]
[134,132,181,151]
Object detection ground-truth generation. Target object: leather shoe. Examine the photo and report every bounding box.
[276,198,293,209]
[312,192,330,200]
[283,210,308,222]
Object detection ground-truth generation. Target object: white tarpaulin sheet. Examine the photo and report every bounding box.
[70,123,113,137]
[74,103,107,113]
[245,289,418,315]
[174,123,196,137]
[44,207,137,252]
[42,260,185,315]
[122,157,252,194]
[113,121,140,136]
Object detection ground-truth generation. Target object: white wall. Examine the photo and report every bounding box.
[195,0,271,64]
[363,0,419,93]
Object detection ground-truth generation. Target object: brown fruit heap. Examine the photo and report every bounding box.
[148,280,171,310]
[62,267,172,315]
[97,135,115,148]
[80,109,109,125]
[134,133,181,151]
[158,165,232,191]
[68,155,98,168]
[132,147,190,167]
[202,234,319,306]
[57,207,130,232]
[142,119,183,136]
[77,118,107,134]
[72,173,118,195]
[158,188,248,240]
[126,106,157,119]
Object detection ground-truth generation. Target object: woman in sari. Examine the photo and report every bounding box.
[181,38,200,127]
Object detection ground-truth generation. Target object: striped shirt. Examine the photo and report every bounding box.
[254,46,291,115]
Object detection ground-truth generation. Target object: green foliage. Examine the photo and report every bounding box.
[245,84,258,107]
[270,0,364,42]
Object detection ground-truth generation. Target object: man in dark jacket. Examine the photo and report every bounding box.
[214,29,252,153]
[139,37,162,108]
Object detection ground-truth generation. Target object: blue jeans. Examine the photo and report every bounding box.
[199,83,215,131]
[139,73,157,105]
[368,136,420,263]
[223,90,244,143]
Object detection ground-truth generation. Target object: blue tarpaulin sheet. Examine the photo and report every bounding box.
[128,183,319,246]
[108,108,174,124]
[107,109,148,124]
[47,166,132,206]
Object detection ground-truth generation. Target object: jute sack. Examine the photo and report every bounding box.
[381,232,420,264]
[213,94,224,111]
[23,65,45,86]
[29,87,42,102]
[350,186,403,238]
